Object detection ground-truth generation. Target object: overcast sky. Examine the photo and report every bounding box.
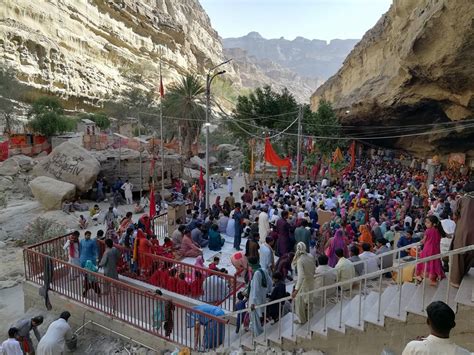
[200,0,392,41]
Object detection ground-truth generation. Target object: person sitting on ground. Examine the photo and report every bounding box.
[191,223,209,248]
[134,201,145,214]
[375,238,393,278]
[402,301,470,355]
[397,229,420,258]
[62,200,73,214]
[209,256,220,271]
[1,327,22,355]
[349,245,364,276]
[171,225,186,250]
[315,254,337,298]
[335,248,355,292]
[178,229,202,258]
[359,242,379,275]
[89,204,100,220]
[208,224,225,251]
[78,215,88,230]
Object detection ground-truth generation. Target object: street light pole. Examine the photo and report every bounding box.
[205,59,232,210]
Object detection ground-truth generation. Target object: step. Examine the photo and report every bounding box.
[406,282,438,317]
[266,312,294,344]
[430,278,457,312]
[296,303,336,339]
[364,286,398,326]
[454,268,474,307]
[345,292,378,331]
[384,282,417,321]
[311,298,352,336]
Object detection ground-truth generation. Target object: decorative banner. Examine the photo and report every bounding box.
[149,184,156,217]
[332,147,343,163]
[264,138,291,168]
[349,140,356,171]
[0,140,8,161]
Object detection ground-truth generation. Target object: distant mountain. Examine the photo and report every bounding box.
[225,47,323,104]
[223,32,359,81]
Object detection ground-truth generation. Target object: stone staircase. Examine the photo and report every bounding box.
[238,268,474,352]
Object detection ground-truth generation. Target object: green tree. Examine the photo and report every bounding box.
[230,86,302,156]
[163,74,206,158]
[79,112,111,130]
[28,97,76,136]
[306,100,344,157]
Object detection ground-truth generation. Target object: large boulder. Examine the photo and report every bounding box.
[0,158,20,176]
[29,176,76,210]
[32,141,100,192]
[11,155,35,172]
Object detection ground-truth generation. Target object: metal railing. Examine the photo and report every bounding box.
[223,244,474,348]
[152,212,168,240]
[96,240,242,312]
[23,248,228,352]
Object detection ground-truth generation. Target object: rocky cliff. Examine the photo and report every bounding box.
[223,32,359,81]
[225,47,323,103]
[311,0,474,157]
[0,0,238,107]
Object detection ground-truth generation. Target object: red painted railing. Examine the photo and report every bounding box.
[23,247,228,351]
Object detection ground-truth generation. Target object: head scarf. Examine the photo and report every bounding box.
[292,242,307,268]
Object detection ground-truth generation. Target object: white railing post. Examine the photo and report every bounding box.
[377,272,382,323]
[358,279,362,327]
[291,300,295,337]
[278,300,282,340]
[339,287,343,329]
[323,289,327,333]
[264,306,267,342]
[422,262,427,312]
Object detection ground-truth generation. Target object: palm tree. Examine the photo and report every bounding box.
[163,74,206,158]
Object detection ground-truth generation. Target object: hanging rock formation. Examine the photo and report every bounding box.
[311,0,474,157]
[0,0,238,106]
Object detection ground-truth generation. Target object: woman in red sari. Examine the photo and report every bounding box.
[134,229,152,275]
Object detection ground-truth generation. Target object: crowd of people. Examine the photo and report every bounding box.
[4,148,473,353]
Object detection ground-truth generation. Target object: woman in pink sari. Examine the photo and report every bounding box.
[326,229,349,267]
[415,215,445,286]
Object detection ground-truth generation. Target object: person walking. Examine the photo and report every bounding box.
[291,242,316,324]
[258,206,271,240]
[248,256,272,337]
[99,239,120,280]
[121,179,134,204]
[79,231,98,267]
[37,312,73,355]
[14,316,43,354]
[233,203,243,251]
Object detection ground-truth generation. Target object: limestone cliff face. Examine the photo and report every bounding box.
[0,0,238,106]
[311,0,474,157]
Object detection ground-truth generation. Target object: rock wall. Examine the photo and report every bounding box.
[0,0,238,106]
[310,0,474,157]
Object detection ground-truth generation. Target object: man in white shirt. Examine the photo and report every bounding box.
[259,237,275,274]
[0,328,22,355]
[359,243,379,275]
[258,207,271,240]
[440,212,456,237]
[315,254,337,298]
[335,249,355,291]
[402,301,470,355]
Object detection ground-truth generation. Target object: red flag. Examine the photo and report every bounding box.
[286,162,292,178]
[277,167,282,178]
[349,140,356,171]
[149,184,156,217]
[199,167,205,191]
[0,141,8,161]
[159,75,164,98]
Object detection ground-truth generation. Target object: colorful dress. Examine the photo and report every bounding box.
[415,227,445,282]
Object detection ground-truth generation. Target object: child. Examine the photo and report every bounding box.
[266,272,288,322]
[153,289,165,330]
[166,268,177,292]
[83,260,101,297]
[235,292,247,333]
[162,237,175,259]
[190,271,204,297]
[209,256,220,271]
[176,272,188,295]
[79,215,88,229]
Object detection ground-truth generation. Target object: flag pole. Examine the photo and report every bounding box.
[159,53,165,194]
